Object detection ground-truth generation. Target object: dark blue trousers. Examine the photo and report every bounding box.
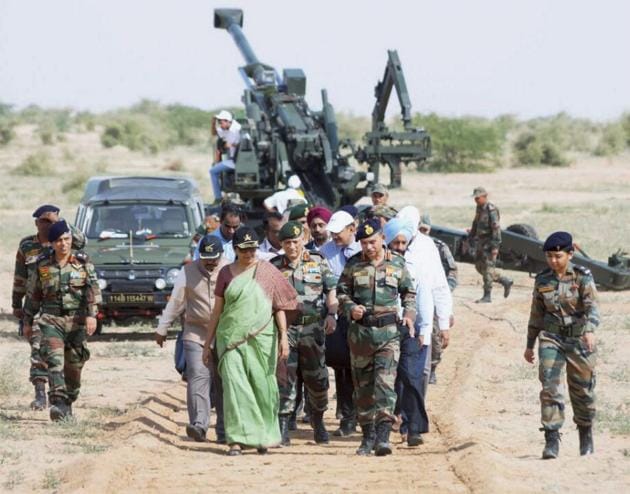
[395,335,429,435]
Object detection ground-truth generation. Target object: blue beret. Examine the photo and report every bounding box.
[33,204,60,218]
[543,231,573,252]
[48,220,70,242]
[198,234,223,259]
[338,205,359,219]
[356,218,382,241]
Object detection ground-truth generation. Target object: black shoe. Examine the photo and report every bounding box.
[407,433,424,447]
[310,411,330,444]
[429,367,437,385]
[476,289,492,303]
[333,419,356,437]
[257,447,268,455]
[374,422,393,456]
[49,399,71,422]
[186,424,207,442]
[501,278,514,298]
[302,413,311,424]
[578,425,594,456]
[279,415,291,446]
[356,424,376,456]
[542,429,560,459]
[30,382,47,411]
[288,412,298,432]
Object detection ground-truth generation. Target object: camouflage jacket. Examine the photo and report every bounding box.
[23,251,102,325]
[12,224,86,309]
[337,248,416,321]
[270,250,336,318]
[526,263,600,348]
[433,238,458,292]
[469,202,501,249]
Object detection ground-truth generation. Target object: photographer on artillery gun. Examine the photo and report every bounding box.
[209,110,242,203]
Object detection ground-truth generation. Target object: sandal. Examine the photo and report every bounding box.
[227,444,242,456]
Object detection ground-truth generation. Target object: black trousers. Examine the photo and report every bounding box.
[326,316,356,424]
[394,333,429,435]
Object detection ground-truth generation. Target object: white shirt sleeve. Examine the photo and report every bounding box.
[156,268,187,336]
[414,280,434,339]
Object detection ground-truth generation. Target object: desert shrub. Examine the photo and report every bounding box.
[621,112,630,146]
[37,119,57,145]
[413,113,504,171]
[100,115,164,154]
[0,118,15,146]
[336,112,371,142]
[75,111,96,132]
[11,151,53,176]
[594,123,627,156]
[512,129,569,167]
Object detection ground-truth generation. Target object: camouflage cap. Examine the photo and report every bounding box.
[472,186,488,198]
[356,218,382,240]
[288,203,310,221]
[371,205,398,220]
[371,183,388,195]
[198,234,223,259]
[278,221,304,241]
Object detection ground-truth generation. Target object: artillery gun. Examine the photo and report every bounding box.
[212,8,430,213]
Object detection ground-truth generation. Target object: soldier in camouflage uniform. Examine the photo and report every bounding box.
[524,231,598,459]
[419,214,458,385]
[22,221,101,421]
[12,205,86,410]
[469,187,512,303]
[271,221,337,446]
[337,218,416,456]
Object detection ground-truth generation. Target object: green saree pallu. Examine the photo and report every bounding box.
[216,262,297,448]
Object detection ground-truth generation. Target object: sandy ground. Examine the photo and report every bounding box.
[1,129,629,492]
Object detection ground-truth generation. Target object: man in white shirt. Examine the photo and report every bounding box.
[397,206,454,398]
[263,175,307,214]
[209,110,242,202]
[155,235,227,443]
[257,211,286,261]
[319,210,362,436]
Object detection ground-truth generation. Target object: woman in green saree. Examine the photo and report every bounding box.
[203,227,298,455]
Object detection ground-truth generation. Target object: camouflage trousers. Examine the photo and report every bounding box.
[474,245,501,290]
[28,320,48,384]
[430,316,442,367]
[538,332,596,430]
[39,313,91,404]
[277,322,328,415]
[348,323,400,426]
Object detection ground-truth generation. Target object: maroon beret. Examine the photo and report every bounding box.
[307,206,332,225]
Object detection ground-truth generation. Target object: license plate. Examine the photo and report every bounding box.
[108,293,155,304]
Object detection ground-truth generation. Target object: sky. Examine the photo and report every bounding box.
[1,0,629,120]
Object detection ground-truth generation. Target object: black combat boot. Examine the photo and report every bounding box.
[356,424,376,456]
[476,288,492,303]
[333,418,357,437]
[578,425,594,456]
[500,277,514,298]
[542,429,560,459]
[288,411,298,431]
[30,381,47,411]
[49,398,72,422]
[429,366,437,385]
[310,411,330,444]
[279,414,291,446]
[374,421,393,456]
[407,433,424,447]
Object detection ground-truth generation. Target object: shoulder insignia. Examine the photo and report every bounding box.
[74,251,90,264]
[573,265,591,276]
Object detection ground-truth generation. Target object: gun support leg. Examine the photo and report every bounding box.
[388,161,402,188]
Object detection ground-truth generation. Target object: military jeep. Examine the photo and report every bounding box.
[75,176,205,331]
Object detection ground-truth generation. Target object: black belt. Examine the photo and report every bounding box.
[296,314,320,325]
[41,308,80,317]
[358,312,398,328]
[544,323,585,338]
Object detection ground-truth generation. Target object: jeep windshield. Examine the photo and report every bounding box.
[84,204,191,240]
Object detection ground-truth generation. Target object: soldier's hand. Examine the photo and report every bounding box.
[23,324,32,341]
[523,348,535,364]
[324,315,337,335]
[155,333,167,348]
[440,330,450,349]
[86,317,97,336]
[279,334,290,360]
[582,332,596,353]
[350,305,366,321]
[402,317,415,338]
[12,308,24,319]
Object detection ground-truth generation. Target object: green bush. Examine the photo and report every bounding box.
[413,113,504,171]
[512,129,569,167]
[594,123,627,156]
[11,151,53,176]
[0,118,15,146]
[37,119,57,145]
[621,113,630,146]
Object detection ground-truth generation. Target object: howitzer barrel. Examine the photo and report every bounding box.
[214,9,260,66]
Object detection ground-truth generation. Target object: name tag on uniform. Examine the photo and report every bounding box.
[537,286,554,293]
